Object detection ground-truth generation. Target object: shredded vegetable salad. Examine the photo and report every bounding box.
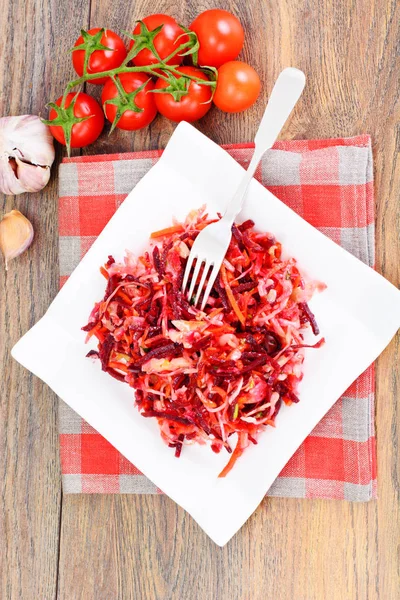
[83,208,325,476]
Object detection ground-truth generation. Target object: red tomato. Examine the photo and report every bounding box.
[130,14,188,68]
[154,66,212,123]
[213,61,261,113]
[101,72,157,131]
[49,92,104,147]
[72,28,127,85]
[190,9,244,68]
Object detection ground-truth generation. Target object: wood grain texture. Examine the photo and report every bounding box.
[58,1,400,599]
[0,1,90,599]
[1,0,399,598]
[58,495,382,600]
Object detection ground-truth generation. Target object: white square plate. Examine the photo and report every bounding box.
[12,122,400,546]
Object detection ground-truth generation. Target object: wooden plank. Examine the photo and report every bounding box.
[0,1,91,599]
[59,495,380,600]
[53,0,400,598]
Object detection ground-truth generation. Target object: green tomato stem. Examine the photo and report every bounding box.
[64,60,216,92]
[60,32,213,93]
[167,64,217,86]
[162,39,193,65]
[111,74,128,103]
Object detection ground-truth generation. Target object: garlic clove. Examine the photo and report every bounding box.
[15,156,52,192]
[0,115,55,196]
[0,210,34,269]
[0,157,27,195]
[8,115,55,167]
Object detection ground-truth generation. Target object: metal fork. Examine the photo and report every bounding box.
[182,67,306,310]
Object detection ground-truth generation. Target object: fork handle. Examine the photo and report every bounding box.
[223,68,306,224]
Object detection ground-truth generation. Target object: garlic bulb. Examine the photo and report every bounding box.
[0,210,34,269]
[0,115,55,195]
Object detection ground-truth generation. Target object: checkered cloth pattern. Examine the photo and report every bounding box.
[58,135,377,500]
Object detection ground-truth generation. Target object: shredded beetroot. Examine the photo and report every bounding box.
[214,276,229,310]
[239,219,254,231]
[231,223,244,246]
[174,434,185,457]
[235,281,257,293]
[299,302,320,335]
[99,334,114,371]
[106,367,126,382]
[84,207,325,476]
[130,343,180,369]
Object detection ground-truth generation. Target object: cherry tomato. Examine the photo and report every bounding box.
[190,9,244,68]
[101,72,157,131]
[130,14,188,68]
[72,28,127,85]
[213,61,261,113]
[49,92,104,147]
[154,66,212,123]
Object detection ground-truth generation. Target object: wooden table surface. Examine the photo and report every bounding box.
[1,0,399,598]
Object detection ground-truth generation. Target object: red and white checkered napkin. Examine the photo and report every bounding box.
[58,135,377,500]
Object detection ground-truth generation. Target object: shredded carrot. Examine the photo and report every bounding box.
[242,287,258,321]
[242,249,250,267]
[93,324,106,343]
[141,326,150,345]
[150,225,184,238]
[207,307,225,319]
[212,386,227,401]
[123,332,132,346]
[86,322,106,343]
[117,290,133,305]
[108,361,129,373]
[139,255,151,267]
[196,219,219,230]
[100,266,109,279]
[206,324,236,335]
[218,433,246,478]
[221,264,246,325]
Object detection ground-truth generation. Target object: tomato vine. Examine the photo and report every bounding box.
[44,24,217,155]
